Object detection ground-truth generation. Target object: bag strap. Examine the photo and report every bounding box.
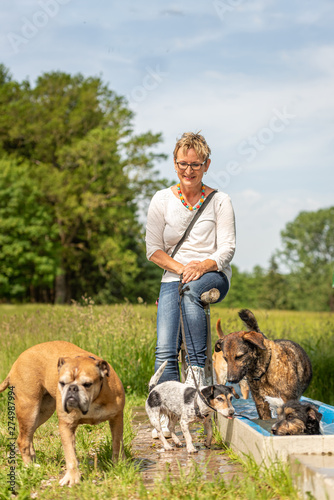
[170,189,217,259]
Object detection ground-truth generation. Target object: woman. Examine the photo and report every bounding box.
[146,131,236,390]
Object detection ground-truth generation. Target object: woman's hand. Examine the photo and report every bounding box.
[182,259,218,283]
[182,261,205,283]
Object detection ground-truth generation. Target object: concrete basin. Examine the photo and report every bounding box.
[218,396,334,499]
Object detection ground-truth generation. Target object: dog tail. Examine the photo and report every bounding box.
[265,396,284,418]
[0,376,10,393]
[238,309,261,333]
[148,360,168,392]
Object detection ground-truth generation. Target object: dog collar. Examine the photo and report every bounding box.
[194,394,213,419]
[252,371,266,381]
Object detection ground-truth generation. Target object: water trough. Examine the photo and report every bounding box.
[218,396,334,499]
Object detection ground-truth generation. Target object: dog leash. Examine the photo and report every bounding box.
[233,413,253,421]
[178,282,253,420]
[178,277,218,415]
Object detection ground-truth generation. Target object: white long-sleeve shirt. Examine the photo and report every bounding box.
[145,187,236,283]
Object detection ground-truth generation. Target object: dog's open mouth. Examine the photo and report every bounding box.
[218,411,235,419]
[219,415,234,420]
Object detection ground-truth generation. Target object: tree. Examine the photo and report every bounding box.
[221,264,261,309]
[258,257,289,310]
[0,156,59,301]
[0,66,167,303]
[276,207,334,311]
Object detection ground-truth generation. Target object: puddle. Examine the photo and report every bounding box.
[131,406,242,487]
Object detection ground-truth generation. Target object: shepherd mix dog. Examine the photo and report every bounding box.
[214,309,312,420]
[213,319,250,399]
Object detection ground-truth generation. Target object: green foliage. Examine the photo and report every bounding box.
[279,207,334,270]
[0,157,59,300]
[277,207,334,311]
[0,65,168,303]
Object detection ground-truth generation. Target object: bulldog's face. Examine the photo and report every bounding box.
[57,356,110,415]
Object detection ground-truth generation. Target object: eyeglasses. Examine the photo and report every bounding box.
[175,160,207,171]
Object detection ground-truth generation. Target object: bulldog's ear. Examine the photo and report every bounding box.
[97,360,110,377]
[242,331,266,350]
[58,357,68,371]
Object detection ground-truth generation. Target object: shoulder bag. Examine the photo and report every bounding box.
[163,189,217,275]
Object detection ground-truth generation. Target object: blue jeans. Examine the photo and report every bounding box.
[155,272,229,383]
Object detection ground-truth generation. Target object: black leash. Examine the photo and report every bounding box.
[178,277,218,415]
[234,413,253,421]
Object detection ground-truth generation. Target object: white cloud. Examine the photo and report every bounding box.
[1,0,333,272]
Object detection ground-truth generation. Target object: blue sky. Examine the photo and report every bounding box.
[1,0,333,271]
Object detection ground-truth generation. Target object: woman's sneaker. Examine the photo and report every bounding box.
[152,414,171,439]
[184,365,205,387]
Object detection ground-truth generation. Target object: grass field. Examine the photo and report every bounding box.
[0,303,333,498]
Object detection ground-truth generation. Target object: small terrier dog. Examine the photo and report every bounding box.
[214,309,313,420]
[266,397,322,435]
[145,361,239,453]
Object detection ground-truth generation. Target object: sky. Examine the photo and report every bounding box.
[1,0,333,272]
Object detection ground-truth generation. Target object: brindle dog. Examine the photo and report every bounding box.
[214,310,313,420]
[213,319,249,399]
[271,400,322,435]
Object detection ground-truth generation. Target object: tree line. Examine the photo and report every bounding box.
[0,65,333,310]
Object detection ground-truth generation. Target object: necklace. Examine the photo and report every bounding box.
[177,183,205,211]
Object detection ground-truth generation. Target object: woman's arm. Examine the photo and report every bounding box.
[210,195,236,270]
[146,191,184,275]
[149,250,184,275]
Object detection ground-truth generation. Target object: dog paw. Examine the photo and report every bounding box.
[187,447,198,454]
[59,470,81,487]
[164,446,174,452]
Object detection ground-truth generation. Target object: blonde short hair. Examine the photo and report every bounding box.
[173,132,211,162]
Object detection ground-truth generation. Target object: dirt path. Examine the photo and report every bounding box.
[131,406,241,487]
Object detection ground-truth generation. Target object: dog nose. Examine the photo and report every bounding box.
[271,427,277,435]
[68,384,79,393]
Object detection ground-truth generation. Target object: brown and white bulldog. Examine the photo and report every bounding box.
[0,341,125,486]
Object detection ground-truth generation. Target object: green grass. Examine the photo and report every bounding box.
[0,303,332,498]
